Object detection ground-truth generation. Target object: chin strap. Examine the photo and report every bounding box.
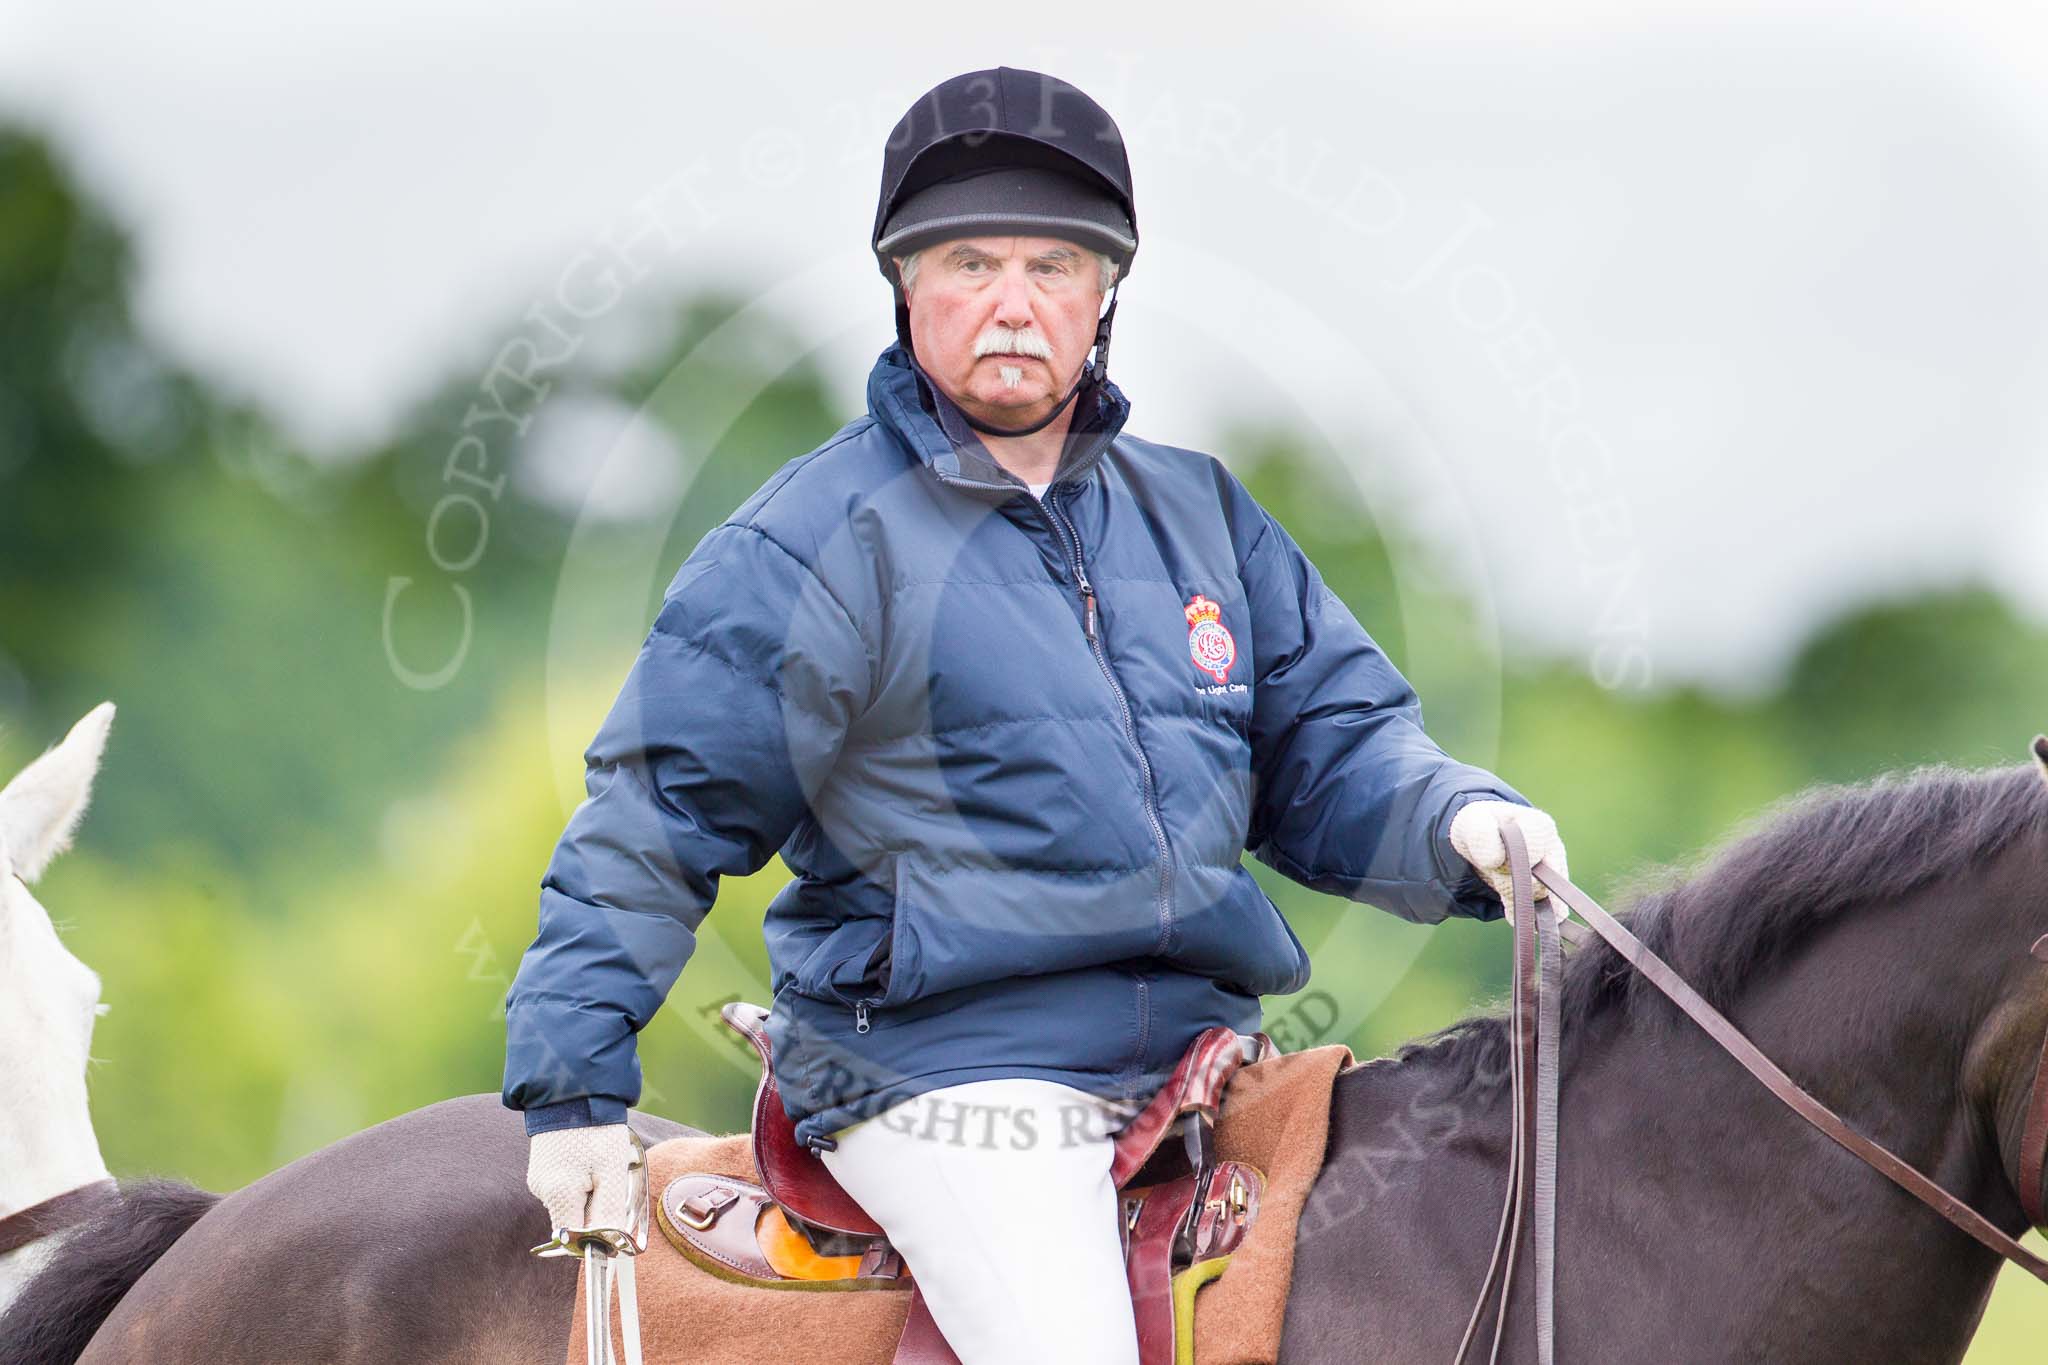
[905,280,1123,440]
[960,370,1087,438]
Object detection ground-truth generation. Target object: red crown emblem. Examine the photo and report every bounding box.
[1183,594,1236,684]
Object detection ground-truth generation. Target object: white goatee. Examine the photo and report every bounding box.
[998,365,1024,389]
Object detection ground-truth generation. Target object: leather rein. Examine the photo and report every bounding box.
[0,1178,119,1258]
[1456,823,2048,1365]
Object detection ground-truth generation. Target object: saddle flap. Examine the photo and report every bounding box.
[658,1172,908,1288]
[1123,1176,1200,1363]
[1116,1159,1264,1365]
[659,1173,777,1282]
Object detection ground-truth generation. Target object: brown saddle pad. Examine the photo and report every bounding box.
[565,1043,1355,1365]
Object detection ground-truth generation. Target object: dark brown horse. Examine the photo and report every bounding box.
[7,751,2047,1363]
[1284,750,2048,1360]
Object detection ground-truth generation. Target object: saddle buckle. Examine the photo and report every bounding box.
[676,1183,740,1231]
[1202,1169,1253,1230]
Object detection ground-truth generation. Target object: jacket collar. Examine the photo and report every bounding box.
[865,343,1131,502]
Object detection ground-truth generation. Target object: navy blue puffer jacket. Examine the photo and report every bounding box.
[503,343,1527,1147]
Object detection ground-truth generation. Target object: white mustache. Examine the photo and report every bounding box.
[973,327,1054,361]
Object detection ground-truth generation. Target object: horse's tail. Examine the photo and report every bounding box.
[0,1178,220,1365]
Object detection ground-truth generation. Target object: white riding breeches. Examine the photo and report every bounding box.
[817,1077,1143,1365]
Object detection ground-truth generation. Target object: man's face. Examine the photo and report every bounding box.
[898,235,1103,427]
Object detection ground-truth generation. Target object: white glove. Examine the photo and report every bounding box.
[526,1122,642,1234]
[1449,800,1572,925]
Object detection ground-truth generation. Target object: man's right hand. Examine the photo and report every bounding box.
[526,1122,641,1234]
[1449,800,1573,926]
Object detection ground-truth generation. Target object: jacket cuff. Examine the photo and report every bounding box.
[1434,787,1532,922]
[521,1096,631,1136]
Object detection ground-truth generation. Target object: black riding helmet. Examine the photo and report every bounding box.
[874,67,1137,437]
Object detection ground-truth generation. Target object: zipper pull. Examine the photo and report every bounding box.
[1083,590,1099,642]
[855,1001,871,1034]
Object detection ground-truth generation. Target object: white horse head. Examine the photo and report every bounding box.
[0,702,117,1239]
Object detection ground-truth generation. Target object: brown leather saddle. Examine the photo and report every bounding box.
[658,1000,1275,1364]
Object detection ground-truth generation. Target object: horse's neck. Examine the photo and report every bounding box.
[0,1102,110,1223]
[1293,881,2024,1361]
[0,1061,112,1314]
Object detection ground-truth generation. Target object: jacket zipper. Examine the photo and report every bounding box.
[1042,485,1176,958]
[851,910,892,1032]
[853,468,1169,1037]
[1130,973,1152,1090]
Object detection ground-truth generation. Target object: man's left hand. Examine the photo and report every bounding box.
[1449,800,1572,924]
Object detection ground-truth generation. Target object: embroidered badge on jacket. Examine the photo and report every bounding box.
[1183,594,1237,684]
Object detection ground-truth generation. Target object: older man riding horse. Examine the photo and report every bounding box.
[501,67,1571,1364]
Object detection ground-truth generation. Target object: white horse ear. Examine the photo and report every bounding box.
[0,701,116,885]
[2035,735,2048,789]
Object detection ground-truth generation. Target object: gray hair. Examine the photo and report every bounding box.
[896,245,1120,297]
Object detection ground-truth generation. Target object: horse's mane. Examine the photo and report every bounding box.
[1390,759,2048,1096]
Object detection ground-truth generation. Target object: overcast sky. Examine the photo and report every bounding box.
[4,1,2045,696]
